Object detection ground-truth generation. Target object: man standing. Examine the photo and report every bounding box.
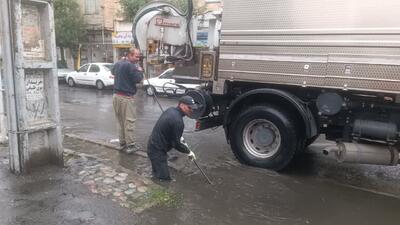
[112,48,143,153]
[147,96,197,181]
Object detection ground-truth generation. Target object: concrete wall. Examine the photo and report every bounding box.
[115,21,132,32]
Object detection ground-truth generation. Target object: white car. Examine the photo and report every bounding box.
[143,68,200,96]
[66,63,114,90]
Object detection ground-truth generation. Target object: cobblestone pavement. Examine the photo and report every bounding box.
[64,149,161,213]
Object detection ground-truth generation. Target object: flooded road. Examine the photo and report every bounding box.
[59,84,400,225]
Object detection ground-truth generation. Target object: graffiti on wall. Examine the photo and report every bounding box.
[25,70,48,123]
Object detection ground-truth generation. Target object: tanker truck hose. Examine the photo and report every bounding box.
[162,82,188,95]
[146,78,165,113]
[132,1,194,61]
[185,0,194,61]
[147,81,188,113]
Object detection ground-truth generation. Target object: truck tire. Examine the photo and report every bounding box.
[229,104,298,171]
[305,135,319,147]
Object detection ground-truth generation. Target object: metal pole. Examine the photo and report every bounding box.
[101,5,107,62]
[192,159,213,185]
[0,0,22,173]
[0,13,8,144]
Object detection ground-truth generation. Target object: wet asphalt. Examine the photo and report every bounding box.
[0,146,139,225]
[59,84,400,225]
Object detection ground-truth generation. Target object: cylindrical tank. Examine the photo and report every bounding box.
[324,142,399,166]
[353,120,398,142]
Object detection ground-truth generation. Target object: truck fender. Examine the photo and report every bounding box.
[223,88,318,140]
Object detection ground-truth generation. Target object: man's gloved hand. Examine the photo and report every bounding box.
[180,137,189,147]
[180,137,194,158]
[187,151,196,161]
[180,137,190,152]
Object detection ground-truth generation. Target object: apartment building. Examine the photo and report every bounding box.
[77,0,120,64]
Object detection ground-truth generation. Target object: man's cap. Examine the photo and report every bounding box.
[179,95,198,109]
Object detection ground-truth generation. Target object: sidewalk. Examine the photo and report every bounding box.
[0,136,177,225]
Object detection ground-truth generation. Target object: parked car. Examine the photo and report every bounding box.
[57,66,74,81]
[143,68,200,96]
[66,63,114,90]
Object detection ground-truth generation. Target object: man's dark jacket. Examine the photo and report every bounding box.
[112,60,143,96]
[148,107,190,154]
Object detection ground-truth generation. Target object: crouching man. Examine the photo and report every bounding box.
[147,96,197,181]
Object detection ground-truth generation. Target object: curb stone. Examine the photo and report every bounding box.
[64,133,182,170]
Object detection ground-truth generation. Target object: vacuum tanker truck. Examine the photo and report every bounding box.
[133,0,400,170]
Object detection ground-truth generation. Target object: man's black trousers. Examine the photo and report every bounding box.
[147,145,171,180]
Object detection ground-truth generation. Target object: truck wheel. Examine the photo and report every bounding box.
[229,105,297,171]
[305,135,319,147]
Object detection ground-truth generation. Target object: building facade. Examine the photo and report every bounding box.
[112,20,134,62]
[77,0,120,64]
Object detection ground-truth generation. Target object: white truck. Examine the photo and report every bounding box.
[133,0,400,170]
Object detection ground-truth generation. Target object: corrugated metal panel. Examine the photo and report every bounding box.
[219,0,400,94]
[221,0,400,31]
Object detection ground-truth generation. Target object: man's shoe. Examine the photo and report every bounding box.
[119,144,126,151]
[124,143,141,154]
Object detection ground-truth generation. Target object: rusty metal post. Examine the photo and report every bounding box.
[0,0,63,174]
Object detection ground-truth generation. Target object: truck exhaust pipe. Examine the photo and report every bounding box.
[323,142,399,166]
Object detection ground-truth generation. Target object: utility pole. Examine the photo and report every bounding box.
[0,0,63,174]
[101,5,108,62]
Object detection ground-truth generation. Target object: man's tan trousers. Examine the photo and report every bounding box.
[113,94,136,146]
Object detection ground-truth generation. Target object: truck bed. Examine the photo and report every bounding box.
[218,0,400,94]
